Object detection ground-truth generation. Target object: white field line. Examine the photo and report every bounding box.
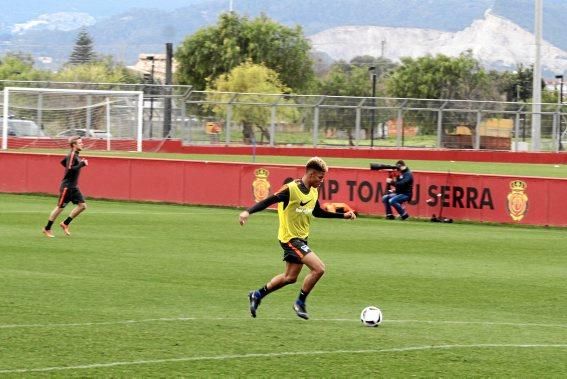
[1,317,566,329]
[1,344,566,374]
[386,319,567,328]
[1,210,236,215]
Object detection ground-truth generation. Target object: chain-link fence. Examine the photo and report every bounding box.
[181,92,567,152]
[1,81,566,152]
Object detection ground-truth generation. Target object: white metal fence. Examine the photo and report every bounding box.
[1,81,565,152]
[181,91,567,152]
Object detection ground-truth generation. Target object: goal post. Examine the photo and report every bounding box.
[1,87,144,151]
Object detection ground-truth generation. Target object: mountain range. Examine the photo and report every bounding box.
[0,0,565,75]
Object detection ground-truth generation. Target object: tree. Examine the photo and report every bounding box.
[176,12,314,92]
[0,53,50,84]
[316,56,397,97]
[206,60,297,144]
[317,63,369,97]
[313,56,397,142]
[54,58,141,85]
[384,51,497,135]
[492,64,545,103]
[68,29,96,65]
[350,56,398,80]
[314,63,375,143]
[385,51,493,100]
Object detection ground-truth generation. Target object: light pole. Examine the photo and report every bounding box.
[146,55,155,138]
[515,83,527,142]
[531,0,543,151]
[369,66,377,147]
[556,74,564,151]
[163,43,173,139]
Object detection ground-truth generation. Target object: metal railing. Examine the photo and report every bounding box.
[181,91,567,152]
[1,81,565,152]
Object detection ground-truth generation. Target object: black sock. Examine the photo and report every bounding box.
[63,217,73,225]
[45,220,54,230]
[258,285,271,298]
[298,289,309,303]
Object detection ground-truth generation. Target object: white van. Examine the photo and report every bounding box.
[2,119,47,137]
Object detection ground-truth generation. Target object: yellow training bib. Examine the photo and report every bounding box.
[277,180,318,242]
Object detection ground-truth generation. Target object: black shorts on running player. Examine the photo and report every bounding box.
[57,187,85,208]
[280,238,312,264]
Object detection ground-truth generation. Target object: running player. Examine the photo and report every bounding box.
[42,136,88,237]
[239,157,356,320]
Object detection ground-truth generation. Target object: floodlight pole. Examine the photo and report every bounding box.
[369,66,377,146]
[531,0,543,151]
[556,74,564,151]
[163,43,173,139]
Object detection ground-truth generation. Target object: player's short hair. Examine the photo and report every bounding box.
[68,136,82,147]
[306,157,328,173]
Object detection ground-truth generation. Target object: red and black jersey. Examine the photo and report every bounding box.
[60,150,86,189]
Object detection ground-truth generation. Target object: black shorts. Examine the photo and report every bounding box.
[280,238,312,264]
[57,187,85,208]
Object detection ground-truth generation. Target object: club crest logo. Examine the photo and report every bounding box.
[252,168,271,202]
[507,180,528,221]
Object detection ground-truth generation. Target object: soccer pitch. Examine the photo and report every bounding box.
[0,193,566,377]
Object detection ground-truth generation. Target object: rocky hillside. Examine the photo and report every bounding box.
[310,11,567,73]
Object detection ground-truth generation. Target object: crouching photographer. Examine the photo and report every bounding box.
[371,160,413,220]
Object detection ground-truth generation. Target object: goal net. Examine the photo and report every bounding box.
[1,87,144,151]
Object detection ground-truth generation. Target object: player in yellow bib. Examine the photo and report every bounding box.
[239,157,356,319]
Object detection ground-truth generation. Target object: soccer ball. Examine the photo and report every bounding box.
[360,306,383,327]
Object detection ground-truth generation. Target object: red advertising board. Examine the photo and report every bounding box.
[1,152,565,226]
[239,165,564,226]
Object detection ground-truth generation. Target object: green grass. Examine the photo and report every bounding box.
[8,148,567,178]
[0,193,566,377]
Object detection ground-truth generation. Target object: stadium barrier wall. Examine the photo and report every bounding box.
[1,152,565,227]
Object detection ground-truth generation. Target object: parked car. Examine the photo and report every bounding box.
[56,128,112,139]
[1,119,47,137]
[175,115,201,126]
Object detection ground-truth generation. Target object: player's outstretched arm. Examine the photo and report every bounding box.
[239,187,289,226]
[312,201,356,220]
[239,211,250,226]
[343,210,356,220]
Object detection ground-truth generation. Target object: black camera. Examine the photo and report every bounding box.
[369,163,398,171]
